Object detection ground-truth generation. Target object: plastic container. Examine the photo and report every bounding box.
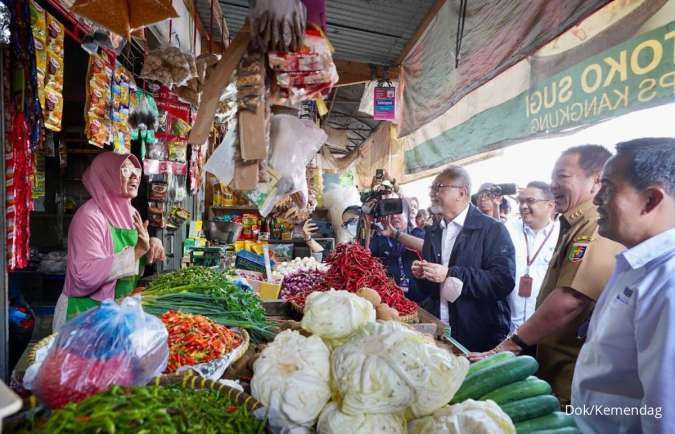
[249,280,282,301]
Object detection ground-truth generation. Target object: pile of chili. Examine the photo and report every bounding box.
[161,311,242,372]
[322,243,418,315]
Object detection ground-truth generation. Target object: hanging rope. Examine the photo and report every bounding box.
[455,0,468,69]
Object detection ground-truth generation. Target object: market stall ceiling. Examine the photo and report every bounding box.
[219,0,437,65]
[218,0,437,150]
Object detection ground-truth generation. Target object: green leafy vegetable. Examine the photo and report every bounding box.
[142,267,275,342]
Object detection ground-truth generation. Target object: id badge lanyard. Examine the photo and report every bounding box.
[520,223,555,322]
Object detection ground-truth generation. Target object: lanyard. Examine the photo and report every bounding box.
[523,222,554,273]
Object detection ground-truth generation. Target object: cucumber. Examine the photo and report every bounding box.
[528,428,581,434]
[480,376,552,404]
[451,355,539,403]
[467,351,515,376]
[515,411,577,433]
[501,395,560,423]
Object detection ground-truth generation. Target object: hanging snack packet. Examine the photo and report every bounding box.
[167,139,187,162]
[171,117,191,138]
[46,14,64,58]
[148,207,165,228]
[149,182,168,202]
[29,1,46,43]
[44,85,63,132]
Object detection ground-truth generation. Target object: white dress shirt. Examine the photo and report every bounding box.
[572,228,675,434]
[505,218,559,331]
[438,204,470,324]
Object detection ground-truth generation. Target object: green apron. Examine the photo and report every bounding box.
[66,225,143,320]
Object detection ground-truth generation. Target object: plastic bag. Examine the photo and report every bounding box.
[31,296,168,409]
[204,126,237,186]
[250,115,325,217]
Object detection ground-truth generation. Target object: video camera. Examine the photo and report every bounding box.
[471,183,517,204]
[360,174,403,219]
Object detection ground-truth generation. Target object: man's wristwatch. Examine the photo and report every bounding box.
[394,229,401,240]
[509,333,529,349]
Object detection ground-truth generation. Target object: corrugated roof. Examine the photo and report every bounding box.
[219,0,436,65]
[215,0,438,150]
[196,0,228,40]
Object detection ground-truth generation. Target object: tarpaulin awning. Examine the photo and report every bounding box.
[402,0,675,174]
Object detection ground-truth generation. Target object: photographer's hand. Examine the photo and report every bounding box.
[379,217,397,239]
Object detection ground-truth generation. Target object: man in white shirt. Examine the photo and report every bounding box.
[411,166,515,352]
[572,137,675,433]
[505,181,559,332]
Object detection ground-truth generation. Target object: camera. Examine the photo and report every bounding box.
[472,183,517,204]
[360,179,403,219]
[485,183,517,196]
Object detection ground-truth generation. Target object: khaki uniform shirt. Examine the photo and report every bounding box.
[535,200,624,403]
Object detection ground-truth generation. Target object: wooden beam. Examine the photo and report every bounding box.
[334,59,399,86]
[396,0,446,65]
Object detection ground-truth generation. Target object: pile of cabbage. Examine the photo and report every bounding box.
[251,290,515,434]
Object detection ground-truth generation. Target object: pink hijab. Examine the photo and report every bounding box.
[82,152,141,229]
[64,152,142,300]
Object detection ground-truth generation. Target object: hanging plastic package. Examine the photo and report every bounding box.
[245,115,326,217]
[29,296,169,409]
[204,125,237,186]
[0,3,11,45]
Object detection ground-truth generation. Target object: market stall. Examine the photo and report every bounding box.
[1,0,631,432]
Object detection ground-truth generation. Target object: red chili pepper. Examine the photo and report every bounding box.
[161,311,242,373]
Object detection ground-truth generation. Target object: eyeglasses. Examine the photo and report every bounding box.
[121,167,142,178]
[429,184,464,193]
[516,198,551,206]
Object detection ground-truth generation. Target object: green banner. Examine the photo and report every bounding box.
[405,21,675,174]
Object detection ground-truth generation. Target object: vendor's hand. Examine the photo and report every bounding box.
[302,219,318,240]
[146,237,166,264]
[133,213,150,260]
[421,262,449,283]
[411,260,425,279]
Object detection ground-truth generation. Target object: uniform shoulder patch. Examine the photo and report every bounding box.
[567,241,589,263]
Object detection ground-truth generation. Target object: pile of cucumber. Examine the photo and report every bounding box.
[451,352,580,434]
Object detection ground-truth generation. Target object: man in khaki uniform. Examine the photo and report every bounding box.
[470,145,623,404]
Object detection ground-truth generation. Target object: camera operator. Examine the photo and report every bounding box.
[367,198,427,303]
[475,183,518,221]
[476,183,503,220]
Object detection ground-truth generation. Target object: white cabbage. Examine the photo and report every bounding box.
[251,330,331,428]
[331,321,470,417]
[301,290,375,341]
[407,400,516,434]
[317,402,406,434]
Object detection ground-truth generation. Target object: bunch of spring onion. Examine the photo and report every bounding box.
[141,267,276,341]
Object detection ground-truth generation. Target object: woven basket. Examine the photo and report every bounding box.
[289,300,305,315]
[153,372,263,411]
[399,310,419,324]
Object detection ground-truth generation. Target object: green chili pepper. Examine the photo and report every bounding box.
[11,385,264,433]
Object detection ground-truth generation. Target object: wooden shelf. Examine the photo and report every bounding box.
[211,206,329,213]
[211,206,259,212]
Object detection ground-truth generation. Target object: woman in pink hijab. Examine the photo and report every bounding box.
[52,152,165,330]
